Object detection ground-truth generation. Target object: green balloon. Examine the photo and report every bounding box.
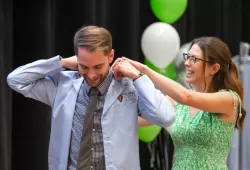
[138,125,161,143]
[145,58,177,81]
[137,59,176,143]
[150,0,188,24]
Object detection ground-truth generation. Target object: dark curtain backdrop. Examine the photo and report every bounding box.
[0,0,12,170]
[1,0,250,170]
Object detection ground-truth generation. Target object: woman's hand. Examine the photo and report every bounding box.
[112,58,140,80]
[121,57,147,73]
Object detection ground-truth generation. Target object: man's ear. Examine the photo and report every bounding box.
[108,49,114,63]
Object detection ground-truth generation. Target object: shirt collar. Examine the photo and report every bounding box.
[83,68,113,95]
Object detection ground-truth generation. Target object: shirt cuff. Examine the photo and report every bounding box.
[133,75,153,91]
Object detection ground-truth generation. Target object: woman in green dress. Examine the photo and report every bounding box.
[112,36,246,169]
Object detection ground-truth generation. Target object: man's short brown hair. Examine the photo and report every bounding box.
[73,25,112,56]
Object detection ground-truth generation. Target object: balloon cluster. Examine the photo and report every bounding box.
[174,42,191,88]
[139,0,188,143]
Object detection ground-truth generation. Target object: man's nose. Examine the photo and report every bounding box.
[87,69,97,80]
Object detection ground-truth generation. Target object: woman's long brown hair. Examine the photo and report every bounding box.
[190,36,246,130]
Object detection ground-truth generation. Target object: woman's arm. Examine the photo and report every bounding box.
[123,57,239,117]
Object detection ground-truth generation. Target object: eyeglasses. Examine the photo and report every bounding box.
[183,53,211,64]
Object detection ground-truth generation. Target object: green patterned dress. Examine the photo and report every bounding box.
[171,90,241,170]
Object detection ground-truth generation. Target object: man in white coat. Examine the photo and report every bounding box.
[7,25,175,170]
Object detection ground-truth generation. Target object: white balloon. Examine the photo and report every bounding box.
[141,22,180,69]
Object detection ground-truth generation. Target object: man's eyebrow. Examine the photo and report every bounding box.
[78,63,104,67]
[79,63,87,67]
[94,63,104,67]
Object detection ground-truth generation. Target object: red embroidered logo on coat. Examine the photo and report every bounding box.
[118,95,123,102]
